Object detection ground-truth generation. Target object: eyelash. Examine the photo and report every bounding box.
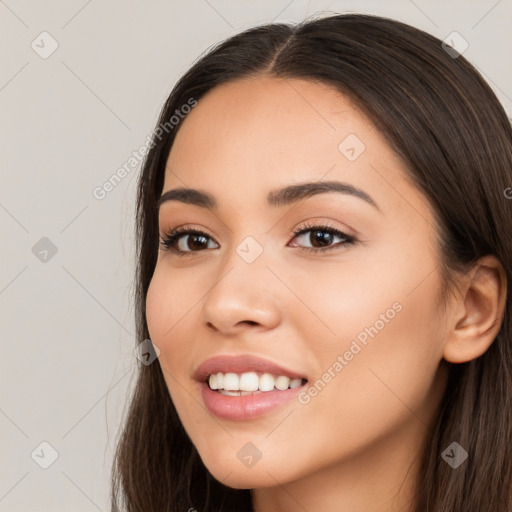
[159,222,356,257]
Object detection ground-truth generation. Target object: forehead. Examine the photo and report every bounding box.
[162,75,425,220]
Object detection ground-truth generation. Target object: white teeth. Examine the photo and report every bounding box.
[223,373,239,391]
[259,373,275,392]
[207,371,306,392]
[239,372,259,391]
[289,378,302,388]
[275,375,290,390]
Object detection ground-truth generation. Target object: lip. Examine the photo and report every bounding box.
[194,354,309,421]
[199,381,306,421]
[193,354,308,383]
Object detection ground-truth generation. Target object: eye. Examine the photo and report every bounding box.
[159,226,218,257]
[159,222,357,257]
[288,222,356,253]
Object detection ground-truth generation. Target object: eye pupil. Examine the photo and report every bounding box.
[311,230,333,247]
[188,234,209,250]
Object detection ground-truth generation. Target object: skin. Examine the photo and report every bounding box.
[145,75,506,512]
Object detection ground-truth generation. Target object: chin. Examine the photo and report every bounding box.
[201,456,289,489]
[211,469,275,490]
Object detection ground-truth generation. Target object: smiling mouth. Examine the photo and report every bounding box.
[206,371,308,395]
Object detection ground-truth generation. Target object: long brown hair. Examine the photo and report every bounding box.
[111,13,512,511]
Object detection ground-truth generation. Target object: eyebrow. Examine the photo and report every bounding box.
[156,180,381,213]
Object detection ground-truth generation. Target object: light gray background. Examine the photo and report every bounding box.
[1,0,510,510]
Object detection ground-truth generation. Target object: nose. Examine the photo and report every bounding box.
[200,247,282,335]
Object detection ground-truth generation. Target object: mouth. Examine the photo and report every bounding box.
[200,375,309,421]
[194,354,309,419]
[206,371,308,396]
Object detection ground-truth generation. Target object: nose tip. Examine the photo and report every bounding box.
[202,282,281,334]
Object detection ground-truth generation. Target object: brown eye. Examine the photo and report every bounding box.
[289,224,356,253]
[160,228,218,255]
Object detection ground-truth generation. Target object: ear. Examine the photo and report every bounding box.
[443,254,507,364]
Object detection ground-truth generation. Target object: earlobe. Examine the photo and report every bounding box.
[443,254,507,364]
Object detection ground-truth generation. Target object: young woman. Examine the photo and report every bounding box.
[111,13,512,512]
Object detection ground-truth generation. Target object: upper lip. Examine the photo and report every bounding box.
[194,354,308,382]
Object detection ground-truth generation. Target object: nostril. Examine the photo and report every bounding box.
[240,320,258,326]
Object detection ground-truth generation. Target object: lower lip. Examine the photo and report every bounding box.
[199,381,306,421]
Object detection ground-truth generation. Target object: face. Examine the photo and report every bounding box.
[146,76,451,491]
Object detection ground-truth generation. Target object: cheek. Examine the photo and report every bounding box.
[145,268,191,373]
[303,262,445,443]
[145,270,193,412]
[145,265,196,343]
[145,272,167,345]
[145,265,209,391]
[292,238,445,421]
